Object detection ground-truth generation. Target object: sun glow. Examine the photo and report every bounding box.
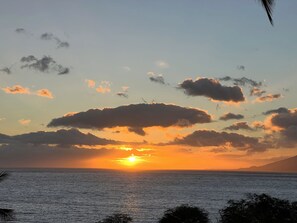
[118,154,141,167]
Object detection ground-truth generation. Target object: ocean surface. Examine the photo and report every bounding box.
[0,169,297,223]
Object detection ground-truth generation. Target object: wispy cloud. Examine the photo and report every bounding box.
[20,55,70,75]
[223,122,255,131]
[2,85,30,94]
[36,89,54,99]
[219,113,244,121]
[96,81,111,94]
[156,60,169,68]
[116,86,129,98]
[40,32,70,49]
[18,119,31,125]
[122,66,131,72]
[255,94,281,103]
[85,79,96,88]
[148,72,166,85]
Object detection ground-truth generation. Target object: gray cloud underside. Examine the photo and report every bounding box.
[263,107,289,115]
[219,76,262,88]
[219,113,244,121]
[0,128,119,145]
[179,78,245,102]
[224,122,254,131]
[149,75,165,85]
[20,55,69,74]
[168,130,269,152]
[48,103,212,129]
[40,32,70,48]
[0,143,112,168]
[270,110,297,142]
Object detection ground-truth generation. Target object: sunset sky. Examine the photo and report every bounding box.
[1,0,297,170]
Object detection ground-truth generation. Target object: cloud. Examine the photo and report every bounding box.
[116,86,129,98]
[0,143,113,168]
[85,79,96,88]
[0,67,12,74]
[48,103,212,130]
[18,119,31,125]
[2,85,30,94]
[148,72,166,85]
[250,87,266,97]
[11,128,119,145]
[219,76,262,88]
[168,130,270,152]
[40,32,70,49]
[15,28,26,34]
[122,66,131,71]
[156,60,169,68]
[179,78,245,102]
[2,85,54,99]
[263,107,289,115]
[255,94,281,103]
[219,113,244,121]
[237,65,245,71]
[128,127,146,136]
[224,122,254,131]
[96,81,111,94]
[20,55,69,74]
[36,89,54,99]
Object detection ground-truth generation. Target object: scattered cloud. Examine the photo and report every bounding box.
[0,67,12,74]
[219,113,244,121]
[122,66,131,72]
[219,76,262,88]
[179,78,245,102]
[116,86,129,98]
[148,72,166,85]
[2,85,54,99]
[156,60,169,68]
[15,28,26,34]
[224,122,254,131]
[255,94,281,103]
[2,85,30,94]
[96,81,111,94]
[20,55,70,75]
[85,79,96,88]
[263,107,289,115]
[237,65,245,71]
[48,103,212,130]
[128,127,146,136]
[36,89,54,99]
[168,130,270,153]
[250,87,266,97]
[40,32,70,49]
[18,119,31,125]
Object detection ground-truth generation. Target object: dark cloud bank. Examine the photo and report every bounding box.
[48,104,212,133]
[178,78,245,102]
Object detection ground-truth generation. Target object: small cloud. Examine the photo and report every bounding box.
[0,67,12,75]
[128,127,146,136]
[263,107,289,115]
[2,85,30,95]
[96,81,111,94]
[40,32,70,49]
[85,79,96,88]
[20,55,70,75]
[223,122,254,131]
[122,66,131,72]
[15,28,26,34]
[178,78,245,103]
[237,65,245,71]
[255,94,281,103]
[250,87,266,97]
[219,113,244,121]
[116,86,129,98]
[156,60,169,68]
[19,119,31,125]
[36,89,54,99]
[148,72,165,85]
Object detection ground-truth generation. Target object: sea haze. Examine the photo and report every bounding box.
[0,169,297,223]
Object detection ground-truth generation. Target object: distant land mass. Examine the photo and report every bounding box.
[239,155,297,173]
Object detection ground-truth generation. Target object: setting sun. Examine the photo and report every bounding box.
[128,154,136,163]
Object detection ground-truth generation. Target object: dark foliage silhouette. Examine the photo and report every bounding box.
[219,193,297,223]
[259,0,275,25]
[97,213,133,223]
[159,204,209,223]
[0,172,15,222]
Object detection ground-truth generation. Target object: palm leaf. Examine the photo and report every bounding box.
[0,209,15,221]
[259,0,275,25]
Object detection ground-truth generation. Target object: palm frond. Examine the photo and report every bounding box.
[259,0,275,25]
[0,209,15,221]
[0,172,8,183]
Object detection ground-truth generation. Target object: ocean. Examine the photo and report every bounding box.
[0,169,297,223]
